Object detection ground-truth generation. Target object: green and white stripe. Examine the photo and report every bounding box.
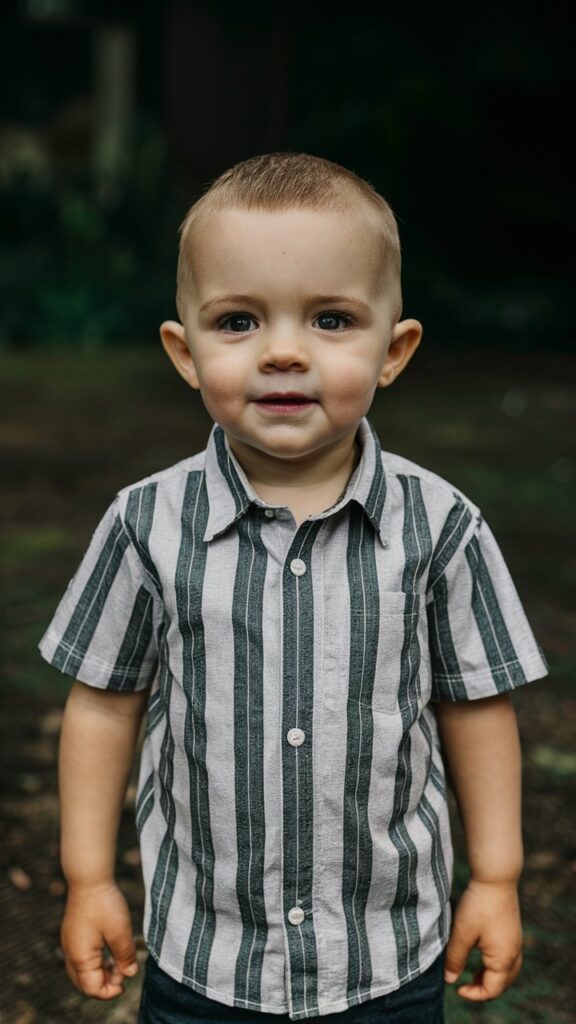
[465,528,528,690]
[172,471,215,988]
[343,502,379,997]
[230,513,269,1004]
[50,512,130,679]
[136,771,155,834]
[387,475,432,982]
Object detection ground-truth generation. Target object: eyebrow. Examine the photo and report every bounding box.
[200,294,259,313]
[199,294,371,314]
[305,295,371,314]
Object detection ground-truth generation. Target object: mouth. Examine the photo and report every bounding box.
[255,393,317,414]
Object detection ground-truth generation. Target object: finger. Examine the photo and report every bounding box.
[102,955,127,986]
[65,952,125,1000]
[75,961,126,1000]
[457,953,523,1002]
[444,927,478,984]
[106,929,139,978]
[63,950,98,995]
[64,955,81,992]
[106,960,126,983]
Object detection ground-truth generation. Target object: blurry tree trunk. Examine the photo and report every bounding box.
[92,25,135,198]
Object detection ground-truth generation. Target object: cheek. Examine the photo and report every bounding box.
[326,362,377,400]
[197,358,242,400]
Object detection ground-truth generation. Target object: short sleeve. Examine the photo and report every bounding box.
[426,512,549,701]
[38,496,160,691]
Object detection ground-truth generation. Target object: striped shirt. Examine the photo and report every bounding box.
[38,416,548,1019]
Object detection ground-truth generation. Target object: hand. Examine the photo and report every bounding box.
[60,881,139,1000]
[444,879,523,1001]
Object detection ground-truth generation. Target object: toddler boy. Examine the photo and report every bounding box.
[39,153,548,1023]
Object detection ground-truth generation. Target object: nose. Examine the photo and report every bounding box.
[257,328,311,372]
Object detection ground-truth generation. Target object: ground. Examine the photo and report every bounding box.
[1,345,575,1023]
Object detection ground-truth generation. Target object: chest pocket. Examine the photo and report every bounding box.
[348,590,430,716]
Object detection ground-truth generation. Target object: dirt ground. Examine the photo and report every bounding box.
[1,346,575,1023]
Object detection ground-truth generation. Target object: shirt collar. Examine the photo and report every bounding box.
[203,416,388,545]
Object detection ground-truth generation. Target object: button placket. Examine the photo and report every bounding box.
[281,527,322,1007]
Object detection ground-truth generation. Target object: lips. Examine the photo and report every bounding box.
[256,393,315,403]
[254,392,317,415]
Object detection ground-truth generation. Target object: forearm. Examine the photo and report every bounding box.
[59,681,149,886]
[435,693,523,883]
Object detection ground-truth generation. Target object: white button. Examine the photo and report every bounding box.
[287,727,305,746]
[382,539,389,549]
[264,509,275,518]
[288,906,305,926]
[290,558,307,576]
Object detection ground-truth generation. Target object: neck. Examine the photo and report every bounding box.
[228,432,361,496]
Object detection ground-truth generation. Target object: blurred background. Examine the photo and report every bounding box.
[1,1,575,1022]
[1,0,574,349]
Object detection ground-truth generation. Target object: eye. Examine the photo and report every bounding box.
[217,313,257,333]
[314,311,355,331]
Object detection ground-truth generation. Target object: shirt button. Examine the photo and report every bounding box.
[287,727,305,746]
[264,509,275,518]
[288,906,305,926]
[290,558,307,576]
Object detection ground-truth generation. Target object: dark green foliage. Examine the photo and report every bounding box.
[0,113,192,347]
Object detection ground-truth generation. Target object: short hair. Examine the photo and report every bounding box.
[176,152,402,318]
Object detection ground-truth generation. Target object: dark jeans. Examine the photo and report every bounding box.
[137,951,445,1024]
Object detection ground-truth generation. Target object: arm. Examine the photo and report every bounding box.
[435,692,524,1001]
[59,680,149,999]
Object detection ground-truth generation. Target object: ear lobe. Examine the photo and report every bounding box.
[377,318,422,388]
[159,320,200,389]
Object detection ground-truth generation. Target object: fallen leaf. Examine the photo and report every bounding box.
[8,866,32,891]
[531,744,576,776]
[525,850,560,871]
[11,999,36,1023]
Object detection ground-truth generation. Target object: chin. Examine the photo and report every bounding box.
[259,440,317,459]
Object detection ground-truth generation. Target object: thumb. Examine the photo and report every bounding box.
[444,921,477,985]
[105,923,139,977]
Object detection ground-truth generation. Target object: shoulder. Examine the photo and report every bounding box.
[113,449,207,514]
[378,447,482,522]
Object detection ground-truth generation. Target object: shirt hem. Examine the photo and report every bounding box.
[145,936,448,1019]
[431,651,549,701]
[38,629,153,690]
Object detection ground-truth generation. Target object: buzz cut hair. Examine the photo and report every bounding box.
[176,151,402,318]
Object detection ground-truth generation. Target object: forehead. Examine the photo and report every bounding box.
[183,207,389,299]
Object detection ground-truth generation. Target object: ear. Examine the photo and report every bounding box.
[159,320,200,389]
[377,318,423,388]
